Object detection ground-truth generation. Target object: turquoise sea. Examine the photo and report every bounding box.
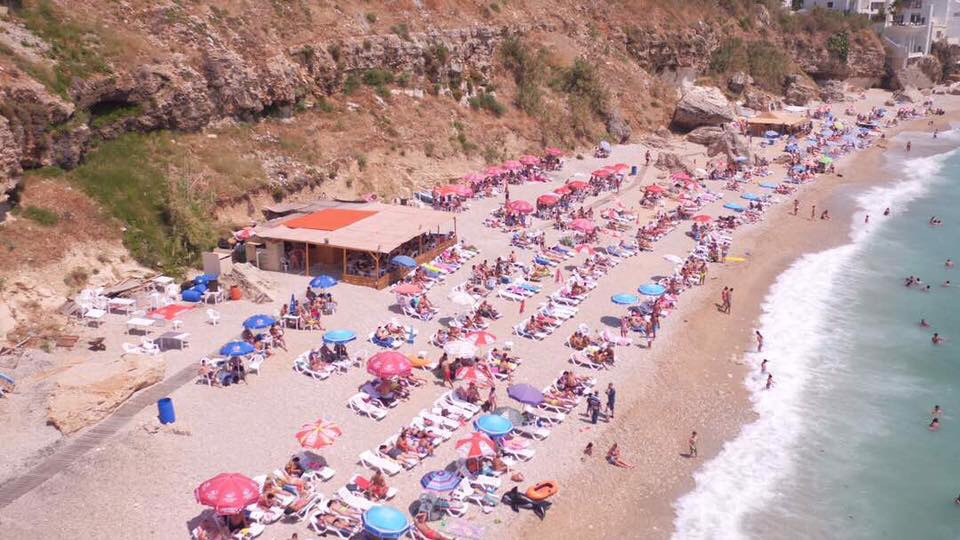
[673,130,960,539]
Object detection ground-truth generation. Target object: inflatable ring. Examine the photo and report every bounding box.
[525,480,558,501]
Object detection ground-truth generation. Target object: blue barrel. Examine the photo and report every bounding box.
[630,165,638,176]
[157,397,176,424]
[181,288,202,302]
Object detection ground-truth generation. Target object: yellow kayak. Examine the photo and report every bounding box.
[724,256,747,263]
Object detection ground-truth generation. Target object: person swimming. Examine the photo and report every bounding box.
[947,259,954,269]
[932,333,944,345]
[920,318,930,327]
[883,207,891,216]
[929,417,940,431]
[932,405,942,419]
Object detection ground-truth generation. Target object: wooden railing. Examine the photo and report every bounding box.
[341,235,458,290]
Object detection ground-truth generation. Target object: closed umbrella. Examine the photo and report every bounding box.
[309,275,337,289]
[242,314,276,330]
[447,290,477,307]
[611,293,639,305]
[195,473,259,515]
[506,200,534,214]
[323,329,356,344]
[455,432,498,459]
[420,470,463,492]
[220,341,255,357]
[465,330,497,346]
[474,414,514,437]
[444,340,477,358]
[507,383,544,405]
[638,283,666,297]
[366,351,412,378]
[391,255,417,268]
[295,418,342,449]
[362,506,410,539]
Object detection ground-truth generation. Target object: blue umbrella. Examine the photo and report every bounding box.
[723,202,746,212]
[764,130,779,138]
[309,274,337,289]
[220,341,255,357]
[792,164,805,173]
[323,329,356,344]
[420,470,462,492]
[637,283,666,297]
[741,193,761,201]
[611,293,639,305]
[242,314,276,330]
[391,255,417,268]
[734,156,749,163]
[759,182,778,189]
[474,414,514,437]
[599,140,611,152]
[362,506,410,539]
[507,383,544,405]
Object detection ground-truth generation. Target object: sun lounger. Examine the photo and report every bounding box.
[336,486,376,511]
[496,288,526,302]
[403,305,437,321]
[514,424,551,440]
[442,391,482,415]
[500,445,535,461]
[348,393,388,420]
[523,406,566,426]
[247,353,265,375]
[513,324,547,340]
[293,355,334,380]
[431,404,471,422]
[348,473,399,500]
[358,450,403,476]
[120,342,145,356]
[309,512,361,539]
[570,351,607,370]
[420,409,462,431]
[451,483,497,513]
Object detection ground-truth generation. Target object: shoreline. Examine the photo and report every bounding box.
[507,107,960,539]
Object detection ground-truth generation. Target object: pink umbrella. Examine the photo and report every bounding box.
[575,243,595,255]
[591,168,611,177]
[671,171,692,181]
[610,163,628,171]
[435,184,473,197]
[463,172,484,184]
[545,147,563,157]
[519,155,540,165]
[566,180,589,190]
[456,365,494,387]
[484,166,504,177]
[570,219,596,233]
[537,193,559,206]
[692,214,712,223]
[367,351,412,378]
[456,432,498,459]
[195,473,260,515]
[295,418,343,449]
[506,200,534,214]
[502,160,522,170]
[394,283,422,295]
[553,185,572,195]
[465,330,497,346]
[645,184,666,194]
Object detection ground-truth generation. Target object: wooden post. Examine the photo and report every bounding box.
[374,252,380,282]
[304,242,310,276]
[342,248,347,277]
[418,234,423,256]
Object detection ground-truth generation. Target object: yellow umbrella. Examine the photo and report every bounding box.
[408,352,433,368]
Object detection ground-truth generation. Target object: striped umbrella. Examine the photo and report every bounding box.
[456,365,494,387]
[574,243,595,255]
[195,473,259,515]
[295,418,343,449]
[465,330,497,346]
[420,470,463,492]
[455,432,498,459]
[366,351,412,378]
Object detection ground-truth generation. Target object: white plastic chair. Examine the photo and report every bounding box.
[207,309,220,326]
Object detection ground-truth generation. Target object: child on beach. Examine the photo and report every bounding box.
[688,431,698,458]
[606,443,634,468]
[582,442,594,462]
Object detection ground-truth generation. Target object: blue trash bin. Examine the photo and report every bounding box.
[157,397,176,424]
[630,165,638,176]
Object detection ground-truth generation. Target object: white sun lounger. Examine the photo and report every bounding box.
[420,410,462,431]
[357,450,402,476]
[336,486,375,511]
[514,424,551,440]
[348,393,388,420]
[347,473,399,500]
[442,392,481,415]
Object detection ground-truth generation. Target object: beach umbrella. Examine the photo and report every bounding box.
[484,166,504,176]
[394,282,422,295]
[545,147,563,157]
[502,160,522,170]
[566,180,589,190]
[570,219,596,233]
[638,283,666,297]
[194,473,259,515]
[818,156,833,165]
[390,255,417,268]
[553,185,572,195]
[759,182,778,189]
[220,341,255,357]
[692,214,712,223]
[455,432,498,459]
[507,383,544,405]
[323,329,356,344]
[309,274,337,289]
[741,193,761,201]
[456,365,493,387]
[611,293,639,305]
[644,184,666,194]
[734,156,749,163]
[407,352,433,368]
[448,290,477,307]
[591,168,611,177]
[764,130,780,138]
[295,418,343,449]
[362,505,410,539]
[474,414,514,438]
[723,202,746,212]
[444,340,477,358]
[537,193,559,206]
[519,155,540,165]
[366,351,412,378]
[420,470,463,492]
[506,200,534,214]
[575,243,595,256]
[663,254,685,264]
[670,171,691,181]
[465,330,497,346]
[610,163,628,172]
[242,314,276,330]
[435,184,473,197]
[463,172,484,183]
[495,406,525,425]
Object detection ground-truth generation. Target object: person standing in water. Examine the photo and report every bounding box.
[756,330,764,352]
[865,214,870,224]
[933,333,944,345]
[761,359,769,374]
[906,140,912,151]
[688,431,699,458]
[766,373,774,390]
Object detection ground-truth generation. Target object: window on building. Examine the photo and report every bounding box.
[826,1,834,7]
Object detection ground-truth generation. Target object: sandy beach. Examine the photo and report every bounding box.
[2,89,959,540]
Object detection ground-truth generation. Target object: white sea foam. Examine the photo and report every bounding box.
[671,145,955,540]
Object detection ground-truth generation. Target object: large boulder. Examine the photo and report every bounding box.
[819,80,847,103]
[0,116,22,202]
[671,86,736,131]
[783,75,818,106]
[743,88,779,112]
[686,126,724,146]
[47,356,165,434]
[653,151,691,173]
[707,124,751,161]
[894,86,924,103]
[727,71,753,95]
[604,107,632,143]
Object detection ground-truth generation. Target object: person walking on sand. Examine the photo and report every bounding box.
[605,383,616,419]
[811,205,817,220]
[756,330,764,352]
[720,287,729,313]
[793,199,800,216]
[587,392,601,424]
[766,373,774,390]
[761,358,768,374]
[620,316,629,339]
[582,442,594,462]
[688,431,699,458]
[726,288,734,314]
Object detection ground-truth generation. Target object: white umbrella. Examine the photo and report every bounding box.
[447,290,477,307]
[444,340,477,358]
[663,254,684,264]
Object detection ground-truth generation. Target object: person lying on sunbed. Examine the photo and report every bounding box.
[192,518,229,540]
[379,443,419,465]
[568,331,591,350]
[315,512,360,535]
[365,470,390,500]
[558,371,588,394]
[285,456,305,477]
[569,282,587,297]
[414,512,454,540]
[476,301,499,319]
[256,492,285,522]
[319,343,336,363]
[523,316,544,335]
[308,349,329,372]
[327,499,362,519]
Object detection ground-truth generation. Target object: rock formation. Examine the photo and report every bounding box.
[685,126,724,146]
[707,124,751,161]
[671,86,735,132]
[783,75,818,106]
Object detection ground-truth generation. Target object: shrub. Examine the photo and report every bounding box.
[554,57,607,115]
[499,35,546,115]
[362,68,395,86]
[827,31,850,63]
[365,12,377,23]
[315,96,335,113]
[21,205,59,225]
[467,92,506,116]
[327,43,342,62]
[343,73,360,95]
[357,154,368,170]
[390,23,411,41]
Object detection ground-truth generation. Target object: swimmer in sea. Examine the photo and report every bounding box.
[766,373,774,390]
[943,281,951,288]
[924,285,932,292]
[864,214,870,224]
[920,318,930,327]
[929,417,940,431]
[947,259,954,268]
[932,333,944,345]
[760,359,768,374]
[884,207,891,216]
[932,405,942,419]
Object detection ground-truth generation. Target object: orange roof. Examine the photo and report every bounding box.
[284,209,377,231]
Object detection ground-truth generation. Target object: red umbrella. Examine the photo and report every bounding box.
[566,180,589,190]
[484,166,504,177]
[195,473,260,515]
[367,351,412,378]
[611,163,628,171]
[506,200,534,214]
[465,330,497,346]
[537,193,559,206]
[545,147,563,157]
[463,172,484,184]
[645,184,666,194]
[519,155,540,165]
[502,160,522,170]
[456,365,494,387]
[394,283,422,295]
[692,214,712,223]
[295,418,343,449]
[575,243,595,255]
[671,171,692,181]
[435,184,473,197]
[456,432,498,459]
[591,168,611,177]
[553,185,572,195]
[570,219,596,233]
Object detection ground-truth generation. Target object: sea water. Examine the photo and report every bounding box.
[673,132,960,540]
